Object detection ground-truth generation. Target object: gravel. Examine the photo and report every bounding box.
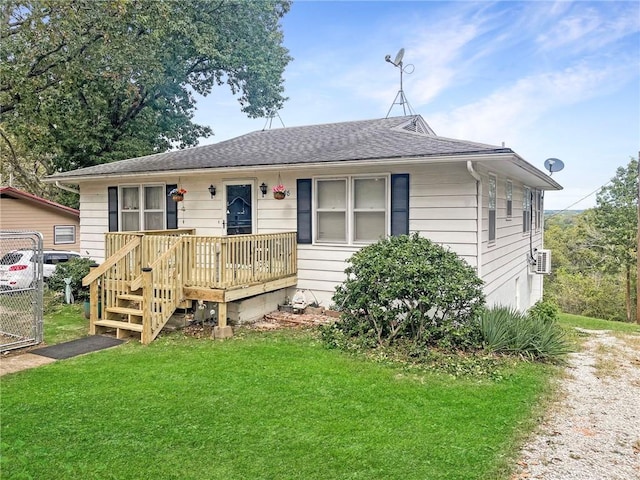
[513,328,640,480]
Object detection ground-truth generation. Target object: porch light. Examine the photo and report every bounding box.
[208,184,216,198]
[260,182,268,197]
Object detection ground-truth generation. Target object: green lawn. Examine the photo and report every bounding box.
[43,302,88,345]
[3,310,635,479]
[1,328,551,480]
[558,312,640,334]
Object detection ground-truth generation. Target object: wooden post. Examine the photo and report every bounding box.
[88,263,99,335]
[213,301,232,339]
[141,267,153,344]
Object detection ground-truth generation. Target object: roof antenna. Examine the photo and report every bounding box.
[543,158,565,176]
[262,109,285,131]
[385,48,415,118]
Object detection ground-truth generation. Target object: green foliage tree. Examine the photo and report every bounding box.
[329,234,486,350]
[593,158,638,322]
[1,0,291,199]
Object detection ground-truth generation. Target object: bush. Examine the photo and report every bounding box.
[330,234,485,350]
[479,305,570,361]
[47,257,95,302]
[528,299,559,324]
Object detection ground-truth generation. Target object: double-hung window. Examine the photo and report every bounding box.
[315,176,387,244]
[120,185,165,231]
[522,186,531,233]
[506,180,513,219]
[488,174,496,243]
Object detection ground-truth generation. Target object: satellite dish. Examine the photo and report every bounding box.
[393,48,405,66]
[544,158,564,175]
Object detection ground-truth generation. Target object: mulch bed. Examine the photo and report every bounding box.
[181,309,338,338]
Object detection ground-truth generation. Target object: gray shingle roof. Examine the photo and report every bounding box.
[48,115,511,180]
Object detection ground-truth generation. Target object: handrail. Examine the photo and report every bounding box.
[82,237,141,286]
[130,238,182,291]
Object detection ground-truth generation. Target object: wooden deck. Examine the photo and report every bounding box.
[83,230,298,343]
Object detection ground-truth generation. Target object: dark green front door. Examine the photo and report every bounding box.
[226,184,252,235]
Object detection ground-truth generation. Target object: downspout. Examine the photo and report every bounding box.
[55,181,79,195]
[467,161,482,278]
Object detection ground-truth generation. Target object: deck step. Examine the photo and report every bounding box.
[118,294,144,302]
[94,319,144,332]
[106,306,143,316]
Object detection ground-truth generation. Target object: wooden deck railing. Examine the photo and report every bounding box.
[183,232,297,289]
[85,231,297,343]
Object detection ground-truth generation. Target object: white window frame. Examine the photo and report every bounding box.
[488,174,497,244]
[54,225,76,245]
[505,180,513,219]
[313,174,389,245]
[119,184,166,232]
[522,186,531,234]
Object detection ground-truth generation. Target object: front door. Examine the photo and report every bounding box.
[225,183,253,235]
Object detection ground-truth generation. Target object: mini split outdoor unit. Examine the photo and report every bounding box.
[531,249,552,275]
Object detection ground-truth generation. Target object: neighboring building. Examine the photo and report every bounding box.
[0,186,80,251]
[46,115,562,312]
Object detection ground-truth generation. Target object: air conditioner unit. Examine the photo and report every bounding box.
[533,249,551,275]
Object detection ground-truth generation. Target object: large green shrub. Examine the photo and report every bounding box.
[330,234,485,350]
[479,305,571,361]
[47,257,95,302]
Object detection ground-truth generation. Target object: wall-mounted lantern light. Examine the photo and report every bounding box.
[259,182,268,197]
[208,184,216,198]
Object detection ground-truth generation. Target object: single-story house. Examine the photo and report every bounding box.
[0,185,80,251]
[46,115,562,341]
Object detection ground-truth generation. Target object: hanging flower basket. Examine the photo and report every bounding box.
[168,188,187,202]
[273,184,286,200]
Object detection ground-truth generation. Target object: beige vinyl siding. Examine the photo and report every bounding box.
[75,160,545,310]
[0,197,80,251]
[472,165,544,311]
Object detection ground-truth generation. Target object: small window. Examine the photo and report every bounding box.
[54,225,76,245]
[523,186,531,233]
[488,175,496,242]
[506,180,513,218]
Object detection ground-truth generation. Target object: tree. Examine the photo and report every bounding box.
[1,0,291,197]
[593,158,638,322]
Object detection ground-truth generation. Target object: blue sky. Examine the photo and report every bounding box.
[193,1,640,211]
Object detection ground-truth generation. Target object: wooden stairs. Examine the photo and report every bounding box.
[93,291,148,340]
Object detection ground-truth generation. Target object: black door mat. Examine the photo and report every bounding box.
[31,336,124,360]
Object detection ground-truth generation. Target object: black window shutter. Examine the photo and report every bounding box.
[108,186,118,232]
[391,174,409,236]
[297,179,312,244]
[166,184,178,229]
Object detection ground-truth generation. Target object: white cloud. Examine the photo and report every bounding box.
[428,61,631,144]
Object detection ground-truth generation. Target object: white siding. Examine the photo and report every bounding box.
[76,160,543,310]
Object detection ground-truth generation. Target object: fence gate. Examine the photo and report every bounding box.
[0,231,44,352]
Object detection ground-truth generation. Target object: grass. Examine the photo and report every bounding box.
[1,328,553,480]
[558,313,640,334]
[43,302,88,345]
[3,310,635,479]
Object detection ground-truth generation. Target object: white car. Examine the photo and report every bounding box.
[0,250,80,290]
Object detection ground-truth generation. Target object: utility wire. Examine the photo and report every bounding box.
[546,181,611,219]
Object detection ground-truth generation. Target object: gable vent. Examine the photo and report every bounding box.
[396,117,436,136]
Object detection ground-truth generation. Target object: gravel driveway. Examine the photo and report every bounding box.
[513,328,640,480]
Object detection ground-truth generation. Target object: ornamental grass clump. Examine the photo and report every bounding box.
[328,234,486,351]
[480,305,571,361]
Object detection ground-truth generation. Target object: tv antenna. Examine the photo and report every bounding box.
[385,48,415,118]
[262,109,285,130]
[543,158,565,176]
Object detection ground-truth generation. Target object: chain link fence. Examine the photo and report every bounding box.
[0,231,44,352]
